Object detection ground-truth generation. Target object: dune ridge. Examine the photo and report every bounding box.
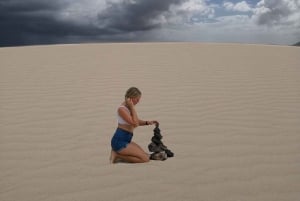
[1,43,300,201]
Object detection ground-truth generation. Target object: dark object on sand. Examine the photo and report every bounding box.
[148,123,174,160]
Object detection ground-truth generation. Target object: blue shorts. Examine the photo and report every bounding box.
[111,128,133,152]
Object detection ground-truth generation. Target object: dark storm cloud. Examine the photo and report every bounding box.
[0,0,107,46]
[0,0,186,47]
[1,0,68,46]
[97,0,185,32]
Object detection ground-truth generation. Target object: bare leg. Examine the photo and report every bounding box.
[109,149,117,163]
[113,142,150,163]
[114,153,146,163]
[110,149,128,163]
[131,141,149,155]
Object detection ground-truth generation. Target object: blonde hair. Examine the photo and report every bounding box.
[125,87,142,99]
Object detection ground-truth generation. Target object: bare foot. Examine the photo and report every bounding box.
[109,150,117,164]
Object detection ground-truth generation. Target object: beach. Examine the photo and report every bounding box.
[1,43,300,201]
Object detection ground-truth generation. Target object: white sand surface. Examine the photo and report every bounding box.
[1,43,300,201]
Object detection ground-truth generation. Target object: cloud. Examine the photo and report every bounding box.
[0,0,100,46]
[253,0,300,26]
[223,1,252,12]
[0,0,299,46]
[96,0,186,32]
[172,0,216,23]
[0,0,189,46]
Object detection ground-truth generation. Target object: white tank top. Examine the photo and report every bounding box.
[117,105,130,125]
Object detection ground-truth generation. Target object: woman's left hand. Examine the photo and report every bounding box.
[148,120,159,125]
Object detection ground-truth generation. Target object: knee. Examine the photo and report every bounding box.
[141,155,150,163]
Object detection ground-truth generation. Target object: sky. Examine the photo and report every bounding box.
[0,0,300,47]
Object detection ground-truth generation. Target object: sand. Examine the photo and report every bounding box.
[1,43,300,201]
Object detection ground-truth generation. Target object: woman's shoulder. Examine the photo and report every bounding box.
[118,104,129,111]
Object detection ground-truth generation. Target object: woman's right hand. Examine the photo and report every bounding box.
[126,98,134,109]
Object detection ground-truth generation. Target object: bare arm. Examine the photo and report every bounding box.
[128,104,139,127]
[138,119,159,126]
[118,98,140,127]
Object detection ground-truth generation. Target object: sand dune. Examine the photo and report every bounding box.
[1,43,300,201]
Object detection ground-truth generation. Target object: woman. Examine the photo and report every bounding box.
[110,87,158,163]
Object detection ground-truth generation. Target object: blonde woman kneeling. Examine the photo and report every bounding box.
[110,87,158,163]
